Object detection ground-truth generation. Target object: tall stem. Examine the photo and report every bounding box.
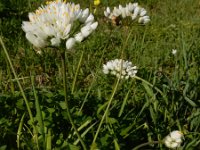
[91,78,120,149]
[0,37,39,148]
[71,51,84,94]
[61,52,87,150]
[132,141,160,150]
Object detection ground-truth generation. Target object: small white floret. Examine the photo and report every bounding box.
[66,38,76,49]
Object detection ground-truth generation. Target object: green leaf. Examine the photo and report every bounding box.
[97,102,108,116]
[47,108,55,114]
[114,139,120,150]
[149,105,156,124]
[118,90,130,117]
[46,129,52,150]
[184,96,197,107]
[120,124,134,136]
[65,142,80,150]
[142,81,154,98]
[16,98,24,109]
[108,117,118,124]
[59,101,67,109]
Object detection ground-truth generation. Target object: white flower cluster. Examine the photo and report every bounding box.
[103,59,137,79]
[104,2,150,24]
[22,0,98,49]
[164,130,184,149]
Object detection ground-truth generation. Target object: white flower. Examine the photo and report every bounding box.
[66,38,76,49]
[131,14,137,20]
[74,33,84,42]
[26,33,47,48]
[143,18,150,24]
[90,22,98,30]
[85,14,94,24]
[113,7,121,17]
[118,5,126,18]
[164,130,184,149]
[126,3,135,12]
[50,37,61,47]
[104,3,150,25]
[139,8,147,16]
[132,6,140,18]
[103,65,110,74]
[79,8,89,22]
[81,25,93,38]
[138,16,150,24]
[22,1,98,49]
[81,22,98,38]
[103,59,137,79]
[104,7,111,17]
[172,49,177,55]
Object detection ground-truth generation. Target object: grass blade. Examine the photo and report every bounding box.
[17,113,25,149]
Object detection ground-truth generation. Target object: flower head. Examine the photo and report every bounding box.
[104,3,150,25]
[22,0,98,49]
[172,49,177,55]
[103,59,137,79]
[164,130,184,149]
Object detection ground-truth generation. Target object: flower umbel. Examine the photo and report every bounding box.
[22,0,98,49]
[104,2,150,25]
[103,59,137,79]
[164,130,184,149]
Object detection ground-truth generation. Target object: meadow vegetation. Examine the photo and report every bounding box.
[0,0,200,149]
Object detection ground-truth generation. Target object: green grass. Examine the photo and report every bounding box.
[1,0,200,149]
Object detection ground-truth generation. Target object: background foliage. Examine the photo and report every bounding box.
[0,0,200,149]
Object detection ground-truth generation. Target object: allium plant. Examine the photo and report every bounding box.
[22,0,98,50]
[104,2,150,25]
[103,59,138,79]
[22,1,98,149]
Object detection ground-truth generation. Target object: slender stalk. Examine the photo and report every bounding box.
[17,113,25,149]
[46,129,52,150]
[73,121,97,145]
[71,51,84,94]
[61,52,87,150]
[132,141,160,150]
[78,79,95,114]
[31,75,45,148]
[0,37,39,148]
[91,77,120,149]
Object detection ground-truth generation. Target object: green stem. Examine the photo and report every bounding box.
[0,36,39,148]
[17,113,25,149]
[132,141,160,150]
[61,53,87,150]
[91,78,120,149]
[71,51,84,94]
[31,75,45,148]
